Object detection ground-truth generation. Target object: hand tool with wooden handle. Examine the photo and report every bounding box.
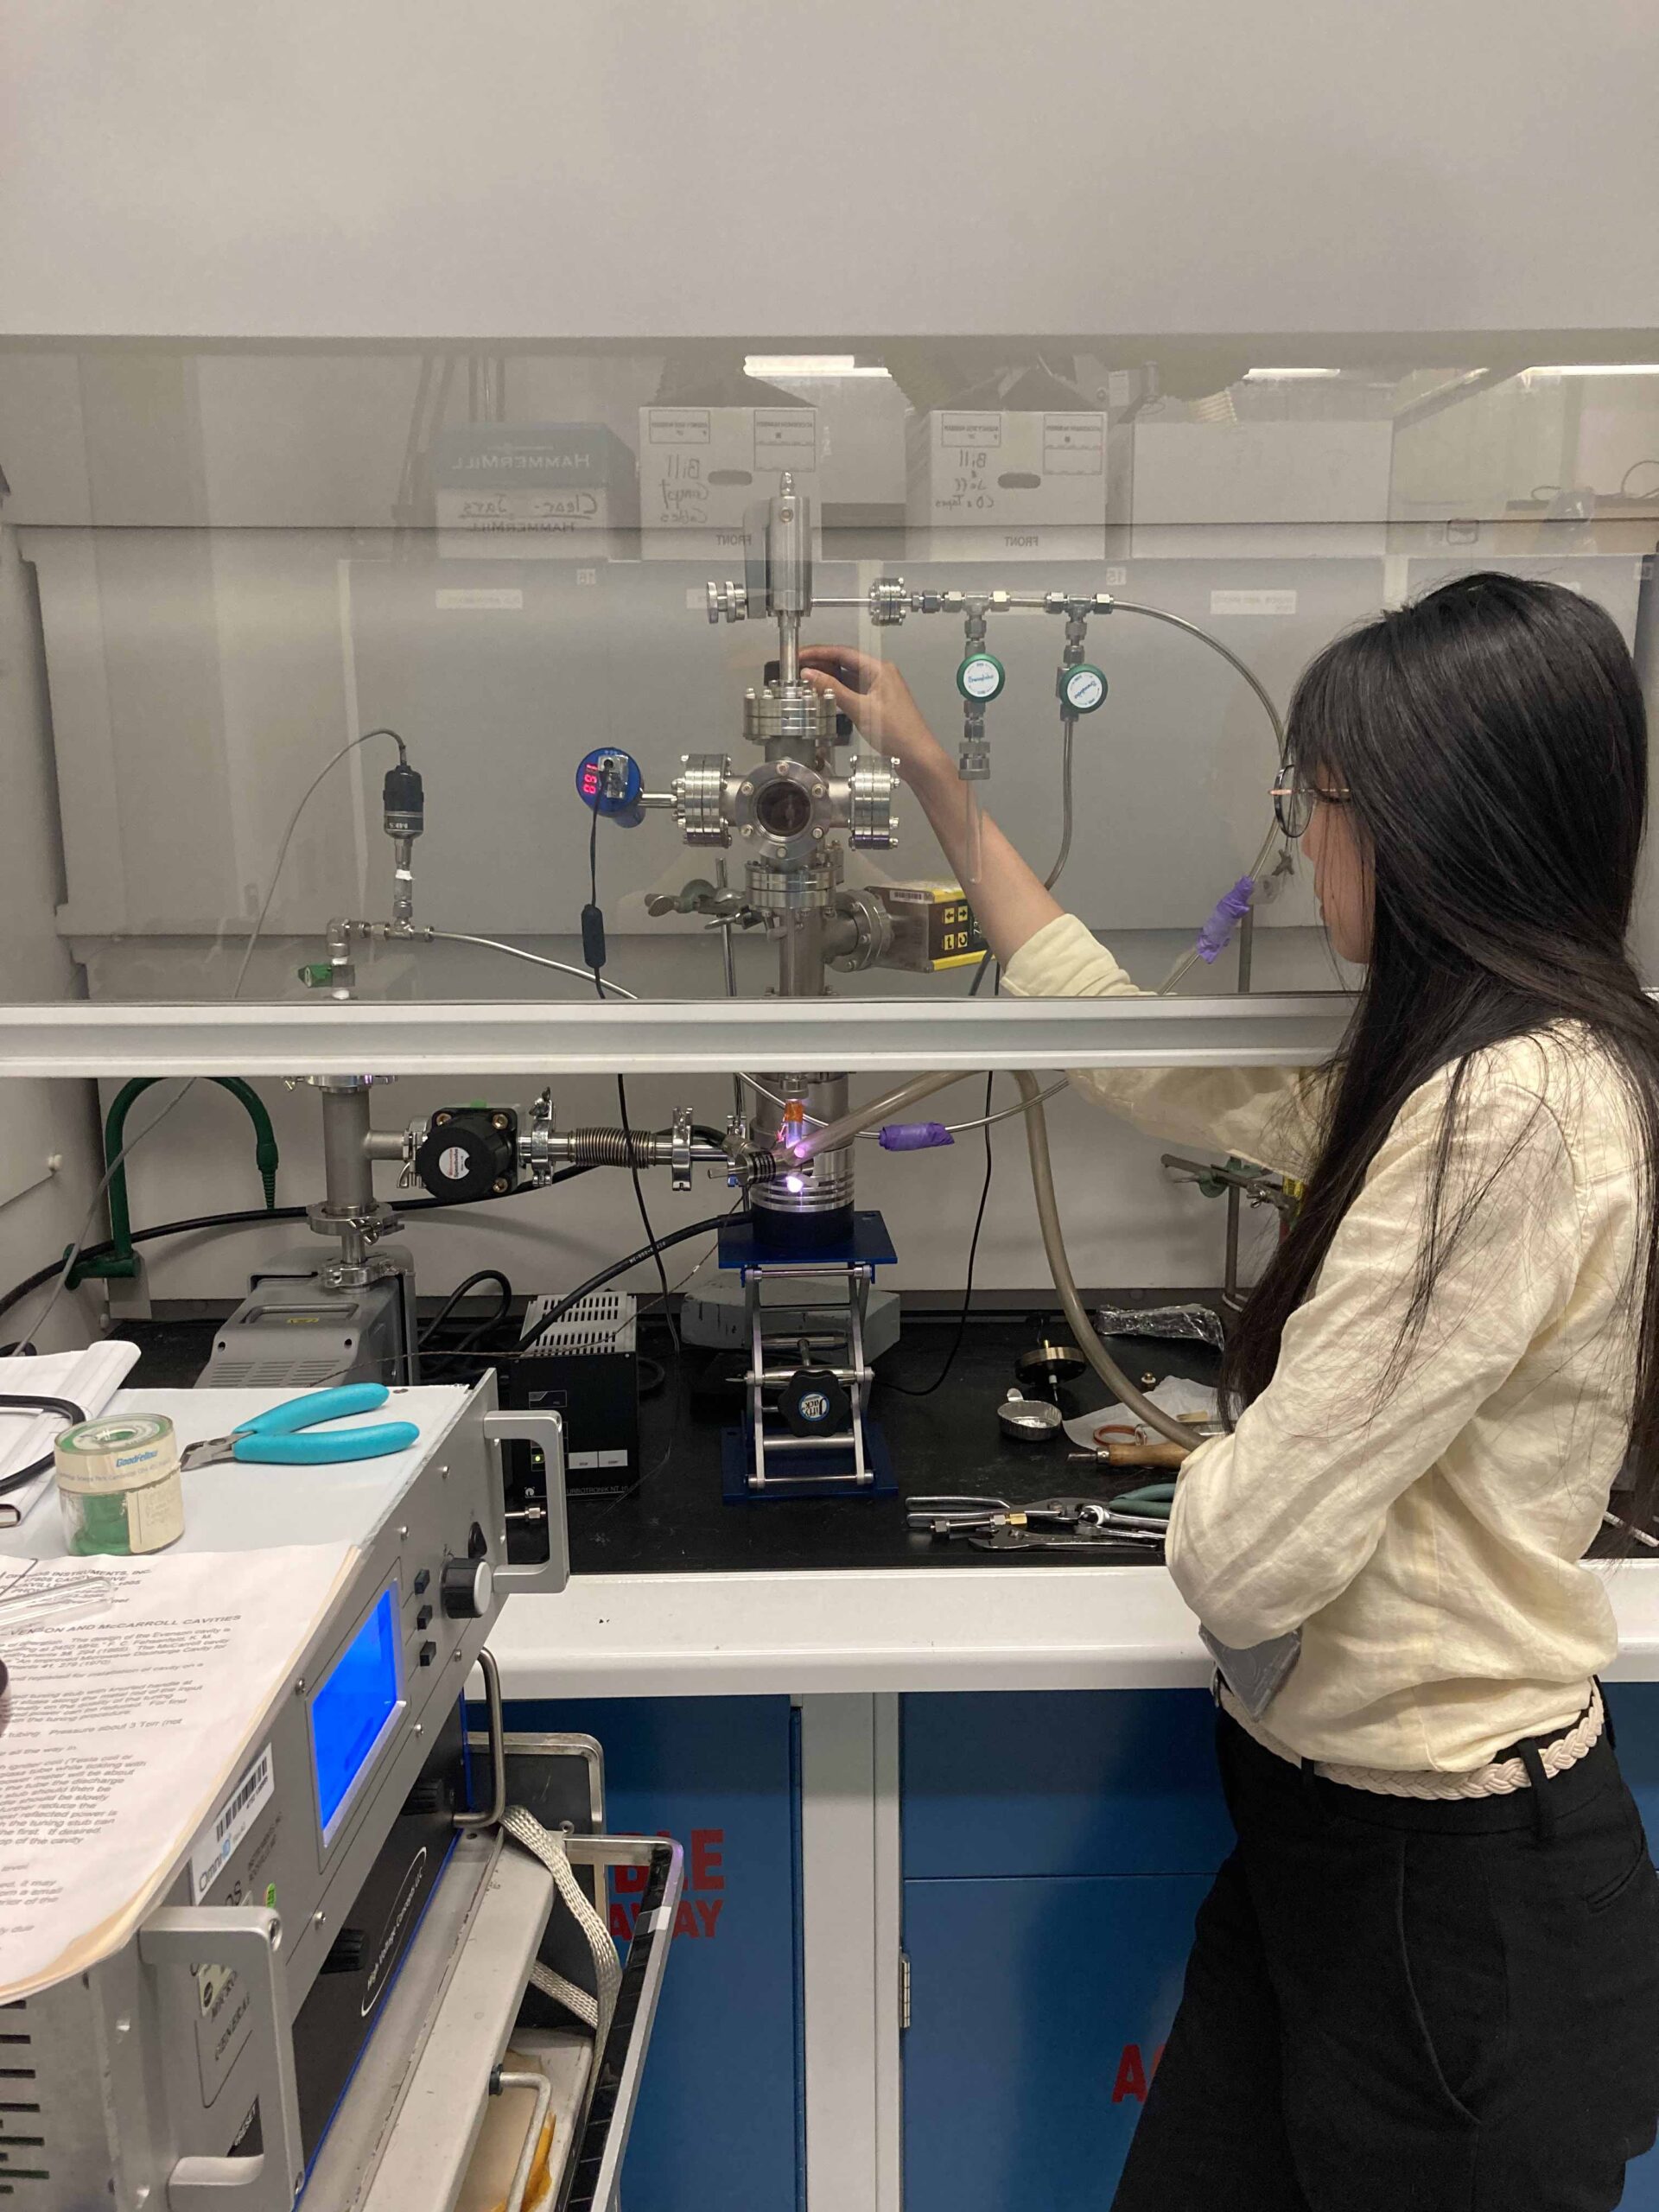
[1070,1440,1191,1468]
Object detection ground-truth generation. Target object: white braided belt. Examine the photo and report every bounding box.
[500,1803,622,2042]
[1218,1680,1605,1801]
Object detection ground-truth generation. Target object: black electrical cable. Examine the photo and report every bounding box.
[446,1309,513,1361]
[0,1166,599,1340]
[0,1395,86,1497]
[417,1268,514,1353]
[884,1072,995,1397]
[616,1074,676,1353]
[583,804,678,1357]
[535,1211,750,1336]
[427,1281,524,1369]
[0,1211,308,1344]
[586,808,605,1002]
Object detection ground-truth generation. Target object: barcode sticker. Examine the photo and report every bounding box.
[191,1744,274,1902]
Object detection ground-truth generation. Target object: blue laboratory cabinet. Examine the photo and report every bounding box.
[510,1694,802,2211]
[509,1684,1659,2209]
[901,1686,1659,2208]
[901,1689,1230,2209]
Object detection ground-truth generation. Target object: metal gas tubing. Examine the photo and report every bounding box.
[795,1067,1198,1450]
[789,1071,968,1161]
[319,1081,377,1213]
[1012,1071,1196,1451]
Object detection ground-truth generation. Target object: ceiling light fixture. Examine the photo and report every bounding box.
[745,354,893,380]
[1521,364,1659,381]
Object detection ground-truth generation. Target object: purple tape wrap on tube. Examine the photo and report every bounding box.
[878,1122,955,1151]
[1194,876,1255,963]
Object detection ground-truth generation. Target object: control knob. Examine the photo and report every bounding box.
[778,1367,851,1439]
[442,1555,494,1620]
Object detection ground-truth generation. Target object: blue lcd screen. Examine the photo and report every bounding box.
[310,1586,401,1840]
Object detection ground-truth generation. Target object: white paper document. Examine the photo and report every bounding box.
[0,1542,356,1999]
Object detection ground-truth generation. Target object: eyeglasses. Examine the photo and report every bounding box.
[1270,766,1351,841]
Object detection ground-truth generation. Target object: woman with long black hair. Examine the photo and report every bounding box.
[803,572,1659,2209]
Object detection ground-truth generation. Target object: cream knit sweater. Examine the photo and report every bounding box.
[1004,913,1643,1771]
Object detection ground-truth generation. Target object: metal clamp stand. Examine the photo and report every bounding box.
[747,1257,874,1492]
[717,1215,899,1499]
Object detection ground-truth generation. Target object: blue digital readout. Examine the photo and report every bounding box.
[310,1585,401,1841]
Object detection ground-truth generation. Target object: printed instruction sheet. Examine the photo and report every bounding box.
[0,1543,356,1999]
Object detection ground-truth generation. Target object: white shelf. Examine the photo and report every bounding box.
[487,1557,1659,1699]
[0,992,1353,1078]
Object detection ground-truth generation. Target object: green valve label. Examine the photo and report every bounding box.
[1060,663,1108,715]
[956,652,1005,702]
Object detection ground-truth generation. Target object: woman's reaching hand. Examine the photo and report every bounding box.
[799,645,946,780]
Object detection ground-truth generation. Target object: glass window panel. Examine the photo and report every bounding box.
[6,343,1656,1026]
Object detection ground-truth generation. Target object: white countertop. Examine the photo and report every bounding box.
[28,1385,1659,1702]
[492,1558,1659,1700]
[2,1386,473,1559]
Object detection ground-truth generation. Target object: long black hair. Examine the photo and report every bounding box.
[1224,571,1659,1520]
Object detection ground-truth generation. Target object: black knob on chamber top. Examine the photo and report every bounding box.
[441,1555,493,1620]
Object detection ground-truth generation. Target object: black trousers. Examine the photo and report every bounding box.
[1113,1708,1659,2211]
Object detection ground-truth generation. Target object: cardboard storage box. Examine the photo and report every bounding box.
[432,423,638,560]
[1118,418,1395,558]
[906,408,1107,562]
[639,404,820,559]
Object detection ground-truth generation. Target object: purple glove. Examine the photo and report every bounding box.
[878,1122,955,1151]
[1194,877,1255,964]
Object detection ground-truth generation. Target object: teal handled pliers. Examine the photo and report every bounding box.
[180,1384,420,1471]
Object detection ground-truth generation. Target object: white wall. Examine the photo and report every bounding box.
[3,0,1658,340]
[0,520,105,1351]
[3,1,1656,1327]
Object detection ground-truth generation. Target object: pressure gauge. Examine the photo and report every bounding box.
[1059,663,1109,715]
[956,652,1006,703]
[575,746,645,825]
